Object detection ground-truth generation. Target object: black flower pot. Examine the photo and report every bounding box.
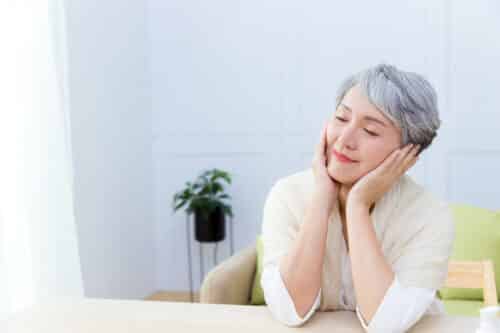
[194,206,226,243]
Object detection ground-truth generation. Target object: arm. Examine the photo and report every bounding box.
[278,189,331,318]
[262,122,339,325]
[346,202,394,323]
[355,275,437,332]
[261,262,321,327]
[345,199,454,331]
[344,144,424,324]
[343,144,454,330]
[260,179,332,323]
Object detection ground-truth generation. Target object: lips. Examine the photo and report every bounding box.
[332,149,357,163]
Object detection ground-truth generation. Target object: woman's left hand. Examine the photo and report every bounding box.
[347,143,421,210]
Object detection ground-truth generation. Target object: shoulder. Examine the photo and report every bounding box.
[274,167,314,192]
[386,174,455,241]
[265,167,315,220]
[403,175,453,222]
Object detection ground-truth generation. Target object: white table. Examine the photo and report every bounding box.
[3,297,479,332]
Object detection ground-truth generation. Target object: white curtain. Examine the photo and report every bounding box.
[0,0,84,321]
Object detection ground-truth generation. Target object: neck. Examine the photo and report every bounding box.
[337,183,353,217]
[337,182,375,218]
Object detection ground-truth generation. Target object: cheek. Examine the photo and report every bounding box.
[326,124,338,146]
[366,146,386,162]
[361,143,395,170]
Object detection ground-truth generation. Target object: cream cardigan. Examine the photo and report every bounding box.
[261,167,455,311]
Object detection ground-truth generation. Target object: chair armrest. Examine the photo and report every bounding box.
[200,244,257,305]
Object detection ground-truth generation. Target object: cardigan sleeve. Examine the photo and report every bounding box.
[261,262,321,327]
[355,275,437,332]
[260,180,321,326]
[260,180,301,270]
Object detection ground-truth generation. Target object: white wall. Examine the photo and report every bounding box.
[149,0,500,292]
[65,1,155,299]
[61,0,500,297]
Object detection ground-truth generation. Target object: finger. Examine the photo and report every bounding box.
[402,155,419,174]
[408,155,418,168]
[394,143,414,165]
[414,144,421,156]
[320,123,329,163]
[404,144,420,167]
[402,144,420,163]
[409,144,420,158]
[399,144,420,173]
[322,122,329,148]
[377,147,400,173]
[321,121,328,139]
[401,143,415,158]
[314,122,328,164]
[314,123,325,155]
[381,145,409,175]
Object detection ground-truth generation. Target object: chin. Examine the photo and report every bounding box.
[327,166,358,186]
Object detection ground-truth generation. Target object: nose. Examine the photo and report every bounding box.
[335,124,357,151]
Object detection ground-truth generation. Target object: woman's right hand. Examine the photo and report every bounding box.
[311,121,339,214]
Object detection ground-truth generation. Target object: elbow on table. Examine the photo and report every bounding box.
[261,263,319,327]
[267,306,311,328]
[265,291,319,327]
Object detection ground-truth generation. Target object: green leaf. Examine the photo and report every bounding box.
[174,199,187,211]
[171,168,233,219]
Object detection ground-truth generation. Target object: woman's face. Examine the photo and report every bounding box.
[326,84,403,185]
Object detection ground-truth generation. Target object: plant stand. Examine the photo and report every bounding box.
[185,212,234,303]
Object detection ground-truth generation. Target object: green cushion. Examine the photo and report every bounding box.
[250,235,266,305]
[439,204,500,301]
[442,299,484,317]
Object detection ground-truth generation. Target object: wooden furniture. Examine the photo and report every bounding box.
[444,260,498,306]
[3,298,478,332]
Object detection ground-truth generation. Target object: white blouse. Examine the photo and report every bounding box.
[261,240,446,332]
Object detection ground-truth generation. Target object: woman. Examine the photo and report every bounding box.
[260,63,455,332]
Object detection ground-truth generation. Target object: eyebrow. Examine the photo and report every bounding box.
[339,103,388,128]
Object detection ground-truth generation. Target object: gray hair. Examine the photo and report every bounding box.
[335,63,441,154]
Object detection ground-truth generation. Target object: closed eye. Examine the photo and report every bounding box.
[335,117,379,137]
[364,129,379,137]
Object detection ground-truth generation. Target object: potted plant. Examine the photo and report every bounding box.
[172,168,233,243]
